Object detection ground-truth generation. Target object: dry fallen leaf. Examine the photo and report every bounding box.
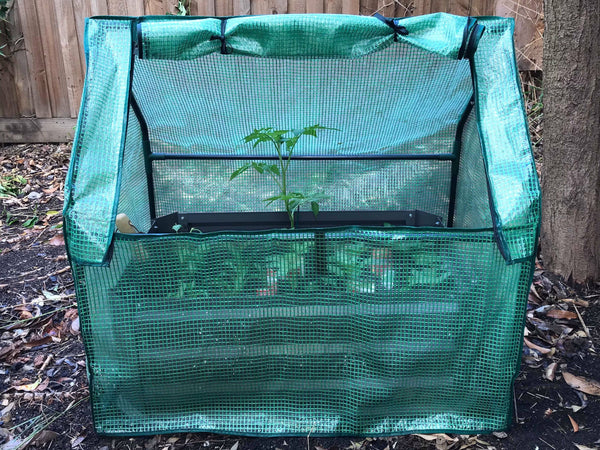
[546,309,577,320]
[30,430,59,446]
[49,233,65,246]
[14,378,41,392]
[36,377,50,392]
[568,415,579,432]
[70,434,86,448]
[414,434,457,443]
[562,298,590,308]
[573,444,597,450]
[524,337,555,355]
[71,316,80,334]
[230,442,239,450]
[24,336,54,349]
[563,371,600,396]
[544,362,558,381]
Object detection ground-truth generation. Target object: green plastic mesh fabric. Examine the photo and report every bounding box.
[64,12,540,436]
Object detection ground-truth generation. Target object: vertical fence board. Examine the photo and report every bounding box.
[55,0,84,118]
[0,21,20,118]
[448,0,471,15]
[287,0,305,13]
[326,0,342,13]
[233,0,252,14]
[144,0,167,14]
[10,2,34,117]
[394,1,412,17]
[106,0,128,15]
[72,0,92,77]
[195,0,216,15]
[377,0,394,15]
[215,0,233,15]
[470,0,492,14]
[359,0,377,14]
[342,0,359,14]
[252,0,271,14]
[305,0,323,13]
[89,0,109,16]
[18,1,52,118]
[412,0,431,16]
[270,0,288,14]
[35,0,71,117]
[127,0,145,15]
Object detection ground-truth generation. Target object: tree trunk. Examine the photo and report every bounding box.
[541,0,600,283]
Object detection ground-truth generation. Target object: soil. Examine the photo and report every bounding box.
[1,143,599,450]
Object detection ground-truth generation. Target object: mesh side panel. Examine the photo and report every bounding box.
[74,229,530,435]
[152,159,452,221]
[132,46,472,157]
[117,109,152,232]
[474,17,541,259]
[63,19,132,264]
[453,110,492,228]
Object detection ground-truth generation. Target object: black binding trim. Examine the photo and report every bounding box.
[458,17,476,60]
[373,13,409,42]
[210,18,229,54]
[136,20,143,59]
[465,23,485,59]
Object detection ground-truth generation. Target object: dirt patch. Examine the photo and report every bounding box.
[1,143,599,450]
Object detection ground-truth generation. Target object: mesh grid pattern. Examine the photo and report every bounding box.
[117,109,152,232]
[474,17,541,260]
[64,13,540,436]
[132,48,472,157]
[453,110,492,228]
[73,230,530,435]
[152,159,452,221]
[63,18,133,264]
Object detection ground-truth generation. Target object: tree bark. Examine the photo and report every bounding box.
[541,0,600,283]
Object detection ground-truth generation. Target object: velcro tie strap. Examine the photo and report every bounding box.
[373,13,409,42]
[210,18,229,54]
[458,17,485,60]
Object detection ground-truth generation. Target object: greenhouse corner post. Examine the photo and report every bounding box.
[447,94,475,228]
[130,18,157,223]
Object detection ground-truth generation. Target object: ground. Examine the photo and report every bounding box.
[0,143,599,450]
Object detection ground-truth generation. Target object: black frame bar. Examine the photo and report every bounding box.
[130,93,157,221]
[149,152,456,161]
[150,210,444,233]
[447,94,475,227]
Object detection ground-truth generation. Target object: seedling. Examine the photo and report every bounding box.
[230,125,337,228]
[0,173,27,198]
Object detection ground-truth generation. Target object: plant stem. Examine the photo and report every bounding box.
[276,140,294,228]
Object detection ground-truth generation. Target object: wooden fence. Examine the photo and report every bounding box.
[0,0,542,143]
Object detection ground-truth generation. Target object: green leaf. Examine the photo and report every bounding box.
[22,216,38,228]
[172,224,183,233]
[311,201,319,217]
[268,164,280,175]
[229,163,251,180]
[264,195,283,205]
[288,198,303,210]
[251,162,265,174]
[284,134,300,151]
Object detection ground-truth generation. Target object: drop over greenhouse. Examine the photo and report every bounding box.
[63,12,541,436]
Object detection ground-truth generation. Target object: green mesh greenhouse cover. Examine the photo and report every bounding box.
[64,12,540,436]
